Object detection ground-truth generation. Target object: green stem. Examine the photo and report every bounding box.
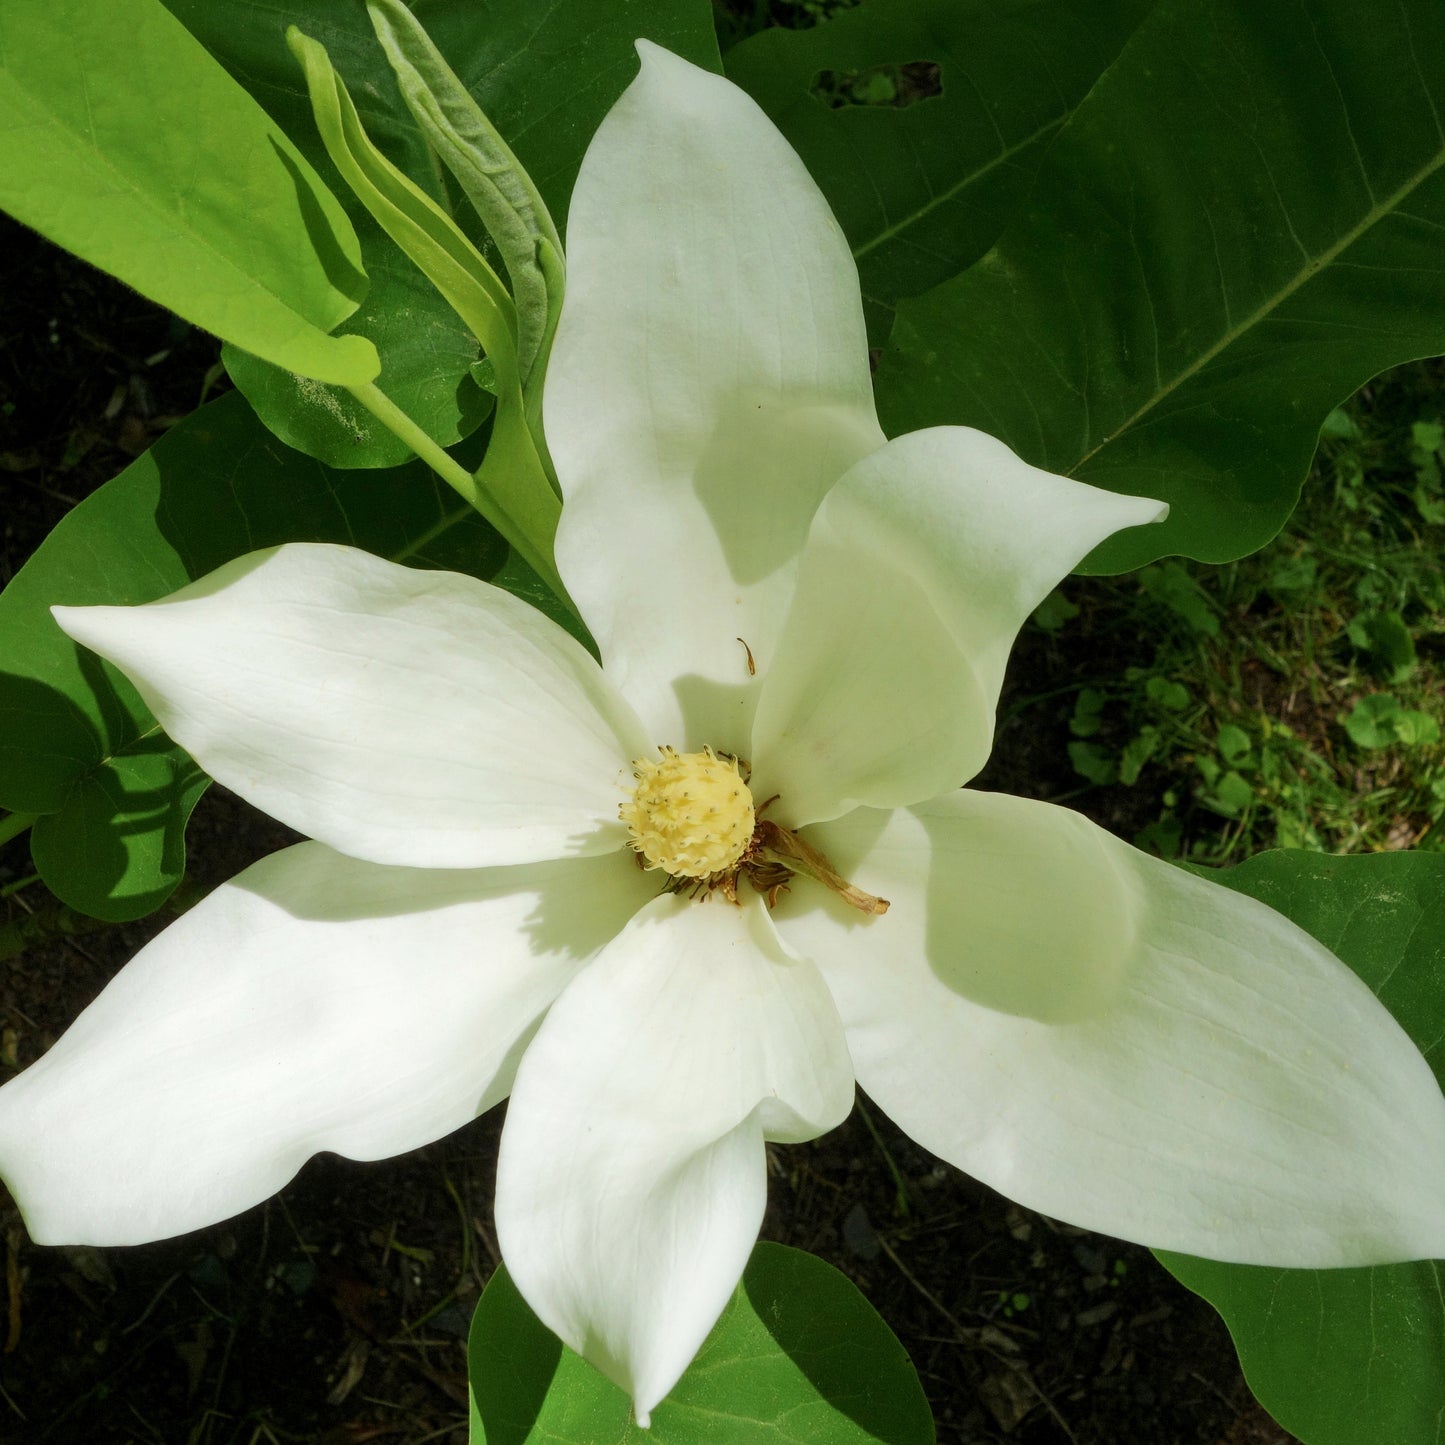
[0,812,37,849]
[856,1098,912,1220]
[344,380,575,616]
[347,379,489,508]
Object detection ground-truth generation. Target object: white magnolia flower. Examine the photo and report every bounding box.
[4,44,1445,1426]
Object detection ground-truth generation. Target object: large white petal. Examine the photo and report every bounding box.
[776,791,1445,1267]
[0,843,653,1245]
[495,892,854,1424]
[54,543,651,868]
[548,43,884,755]
[750,429,1165,824]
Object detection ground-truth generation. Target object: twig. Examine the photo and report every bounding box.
[855,1098,911,1218]
[0,899,107,964]
[876,1233,1078,1443]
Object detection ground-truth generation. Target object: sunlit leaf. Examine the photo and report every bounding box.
[0,0,376,384]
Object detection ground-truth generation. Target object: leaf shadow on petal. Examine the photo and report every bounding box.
[668,671,761,757]
[914,798,1134,1026]
[688,392,879,587]
[786,800,1132,1026]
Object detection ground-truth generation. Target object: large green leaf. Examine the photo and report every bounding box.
[411,0,722,223]
[0,391,504,920]
[0,0,376,385]
[1159,851,1445,1445]
[467,1244,934,1444]
[161,0,719,463]
[725,0,1152,343]
[875,0,1445,571]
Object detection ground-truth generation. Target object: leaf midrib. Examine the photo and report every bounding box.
[1067,139,1445,475]
[849,111,1065,264]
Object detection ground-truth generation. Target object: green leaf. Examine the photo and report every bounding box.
[1396,709,1441,746]
[1342,693,1402,749]
[1030,588,1079,634]
[1139,563,1219,636]
[286,23,570,591]
[1215,724,1252,766]
[159,0,492,465]
[1264,553,1318,598]
[1069,686,1107,739]
[1203,769,1253,817]
[286,24,517,366]
[1067,741,1116,785]
[0,0,377,385]
[1159,850,1445,1445]
[409,0,721,221]
[366,0,564,384]
[1144,676,1190,712]
[160,0,719,461]
[467,1244,934,1444]
[29,752,209,921]
[725,0,1152,342]
[1347,609,1417,682]
[0,391,503,920]
[876,0,1445,570]
[162,0,720,238]
[1118,725,1160,785]
[1342,694,1441,750]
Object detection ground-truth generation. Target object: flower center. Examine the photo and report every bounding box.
[619,745,889,915]
[621,746,755,879]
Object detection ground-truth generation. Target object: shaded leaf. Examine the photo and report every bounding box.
[1347,609,1416,682]
[0,391,503,919]
[725,0,1152,342]
[877,0,1445,570]
[222,245,494,470]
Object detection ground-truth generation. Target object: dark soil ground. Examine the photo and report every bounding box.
[0,218,1298,1444]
